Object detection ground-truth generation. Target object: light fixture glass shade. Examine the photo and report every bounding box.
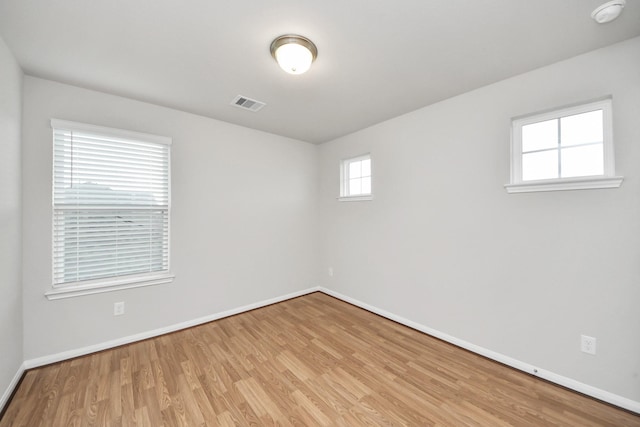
[591,0,626,23]
[274,43,313,74]
[270,35,317,75]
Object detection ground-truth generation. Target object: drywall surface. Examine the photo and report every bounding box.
[0,36,23,404]
[319,37,640,402]
[22,76,319,359]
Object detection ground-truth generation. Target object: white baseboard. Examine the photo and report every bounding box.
[24,287,320,370]
[318,287,640,415]
[0,362,26,413]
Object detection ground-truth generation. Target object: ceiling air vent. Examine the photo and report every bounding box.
[231,95,266,112]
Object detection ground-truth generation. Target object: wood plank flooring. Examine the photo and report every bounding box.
[1,292,639,426]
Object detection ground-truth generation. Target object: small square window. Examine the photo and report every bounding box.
[506,98,623,193]
[340,154,372,201]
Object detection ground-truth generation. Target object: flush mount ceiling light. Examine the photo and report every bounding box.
[591,0,626,23]
[270,34,318,75]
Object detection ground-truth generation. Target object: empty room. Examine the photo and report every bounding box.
[1,0,639,425]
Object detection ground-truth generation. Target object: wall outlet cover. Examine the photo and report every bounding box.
[114,302,125,316]
[581,335,596,355]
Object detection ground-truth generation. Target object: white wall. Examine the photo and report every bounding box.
[319,37,640,403]
[0,36,23,406]
[22,76,319,360]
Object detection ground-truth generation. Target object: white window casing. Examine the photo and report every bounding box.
[339,153,373,201]
[47,119,173,300]
[505,98,623,193]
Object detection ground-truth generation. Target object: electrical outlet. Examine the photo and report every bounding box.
[328,267,334,277]
[114,301,125,316]
[581,335,596,355]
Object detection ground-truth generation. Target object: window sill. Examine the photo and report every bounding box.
[505,176,623,194]
[338,195,373,202]
[45,273,174,300]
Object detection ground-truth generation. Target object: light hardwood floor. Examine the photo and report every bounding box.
[1,292,639,426]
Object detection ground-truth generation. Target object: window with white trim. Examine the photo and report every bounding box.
[340,154,372,200]
[506,98,623,193]
[49,120,172,299]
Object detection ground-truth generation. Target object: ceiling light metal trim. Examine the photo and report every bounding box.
[270,34,318,74]
[591,0,626,23]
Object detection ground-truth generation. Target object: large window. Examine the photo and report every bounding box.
[506,98,623,193]
[48,120,172,299]
[340,154,372,201]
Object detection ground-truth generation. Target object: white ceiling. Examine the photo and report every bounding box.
[1,0,639,144]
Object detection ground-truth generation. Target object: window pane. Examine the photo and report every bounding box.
[361,177,371,194]
[349,161,362,179]
[522,150,558,181]
[561,110,603,147]
[361,159,371,177]
[52,123,170,286]
[53,208,169,284]
[349,178,362,195]
[522,119,558,152]
[561,144,604,178]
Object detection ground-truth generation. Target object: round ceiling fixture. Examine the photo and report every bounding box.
[591,0,626,23]
[270,35,318,75]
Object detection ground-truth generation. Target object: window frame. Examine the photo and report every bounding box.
[505,98,623,193]
[339,153,373,201]
[46,119,174,300]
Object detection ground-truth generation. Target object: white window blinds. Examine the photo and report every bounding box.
[52,120,171,286]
